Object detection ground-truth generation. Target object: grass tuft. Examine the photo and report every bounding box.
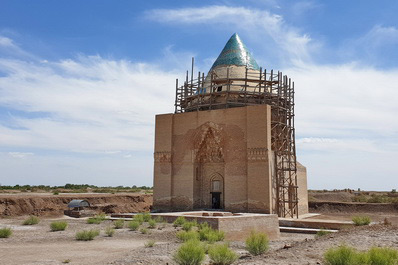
[140,228,148,234]
[128,220,140,231]
[50,221,68,231]
[367,247,398,265]
[245,231,269,256]
[176,230,200,242]
[173,240,205,265]
[208,243,239,265]
[182,221,196,231]
[142,212,151,222]
[316,229,332,238]
[75,229,100,241]
[23,215,40,225]
[105,226,115,237]
[198,226,224,243]
[133,214,144,224]
[352,216,371,226]
[173,216,186,227]
[0,227,12,238]
[148,219,157,229]
[113,219,125,229]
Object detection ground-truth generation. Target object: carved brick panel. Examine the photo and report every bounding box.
[154,152,172,163]
[247,148,268,161]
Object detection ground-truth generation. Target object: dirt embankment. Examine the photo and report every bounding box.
[0,193,153,217]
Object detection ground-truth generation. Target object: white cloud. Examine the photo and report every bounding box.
[146,5,314,65]
[8,152,34,158]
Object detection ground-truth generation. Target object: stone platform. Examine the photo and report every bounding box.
[111,211,280,240]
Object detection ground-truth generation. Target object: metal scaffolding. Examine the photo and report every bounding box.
[174,62,298,218]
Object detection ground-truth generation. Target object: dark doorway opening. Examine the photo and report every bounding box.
[211,192,221,209]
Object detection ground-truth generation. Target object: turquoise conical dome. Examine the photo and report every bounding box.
[211,33,260,70]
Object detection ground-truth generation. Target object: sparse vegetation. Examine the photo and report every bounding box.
[182,221,196,231]
[133,213,145,224]
[75,229,100,241]
[0,227,12,238]
[173,216,186,227]
[105,226,115,237]
[148,219,157,229]
[142,212,151,222]
[62,259,71,264]
[324,245,363,265]
[198,226,224,243]
[208,243,239,265]
[23,215,39,225]
[144,240,156,248]
[140,228,148,234]
[154,216,165,223]
[50,221,68,231]
[367,247,398,265]
[352,216,371,226]
[128,220,140,231]
[173,240,205,265]
[245,231,269,256]
[113,219,125,229]
[316,229,332,237]
[176,230,200,242]
[53,191,59,195]
[87,213,107,224]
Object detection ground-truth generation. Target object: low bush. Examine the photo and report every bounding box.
[128,220,140,231]
[245,231,269,256]
[367,247,398,265]
[352,216,371,226]
[134,214,144,224]
[198,227,224,243]
[105,226,115,237]
[0,227,12,238]
[316,229,332,238]
[148,219,157,229]
[173,216,186,227]
[53,191,59,195]
[50,221,68,231]
[208,243,239,265]
[140,228,148,234]
[113,219,125,229]
[182,221,196,231]
[87,217,102,224]
[173,240,205,265]
[177,230,200,242]
[144,240,156,248]
[96,213,107,221]
[23,216,40,225]
[75,229,100,241]
[324,245,366,265]
[154,216,165,223]
[142,212,151,222]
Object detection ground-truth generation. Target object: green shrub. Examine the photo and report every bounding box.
[50,221,68,231]
[105,226,115,237]
[352,216,371,226]
[87,217,102,224]
[75,229,100,241]
[128,220,140,231]
[113,219,125,229]
[96,213,107,221]
[245,231,269,256]
[140,228,148,234]
[177,230,200,242]
[198,226,224,243]
[182,221,196,231]
[154,216,165,223]
[173,240,205,265]
[316,229,332,238]
[324,245,364,265]
[144,240,156,248]
[134,214,144,224]
[53,191,59,195]
[23,216,40,225]
[142,212,151,222]
[0,227,12,238]
[368,247,398,265]
[148,219,157,229]
[208,243,239,265]
[173,216,186,227]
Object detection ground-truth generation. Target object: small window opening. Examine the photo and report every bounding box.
[217,86,222,92]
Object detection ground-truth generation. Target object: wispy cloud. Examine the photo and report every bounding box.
[146,5,314,66]
[8,152,34,158]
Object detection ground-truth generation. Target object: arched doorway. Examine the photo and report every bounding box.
[210,174,224,209]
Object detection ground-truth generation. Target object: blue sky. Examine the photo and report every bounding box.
[0,0,397,190]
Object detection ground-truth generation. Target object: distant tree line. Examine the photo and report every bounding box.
[0,184,153,192]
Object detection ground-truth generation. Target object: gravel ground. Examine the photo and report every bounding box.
[1,215,397,265]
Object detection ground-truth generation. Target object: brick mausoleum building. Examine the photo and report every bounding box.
[153,33,308,218]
